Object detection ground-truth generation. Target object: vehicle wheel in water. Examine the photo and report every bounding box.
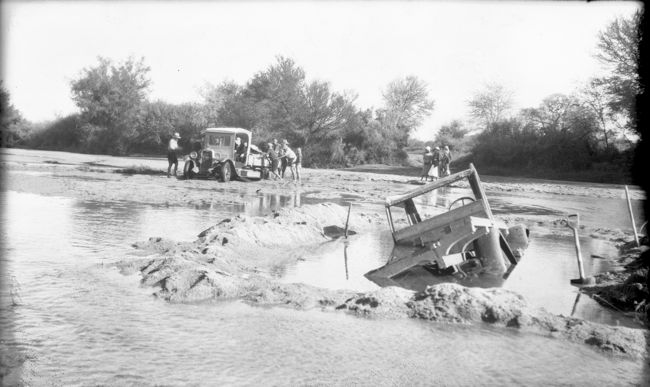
[220,162,232,182]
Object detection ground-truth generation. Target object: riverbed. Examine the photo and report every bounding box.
[1,148,648,386]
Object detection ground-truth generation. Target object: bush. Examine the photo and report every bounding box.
[27,114,85,151]
[468,118,633,182]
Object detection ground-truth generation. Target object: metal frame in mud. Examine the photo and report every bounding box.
[384,163,518,269]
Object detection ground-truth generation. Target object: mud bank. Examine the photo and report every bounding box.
[581,240,649,323]
[116,203,649,360]
[117,203,381,304]
[3,148,644,209]
[339,285,648,359]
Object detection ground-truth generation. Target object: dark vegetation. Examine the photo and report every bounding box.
[0,11,641,183]
[2,56,433,168]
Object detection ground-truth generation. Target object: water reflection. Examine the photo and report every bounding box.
[277,230,392,292]
[170,188,309,216]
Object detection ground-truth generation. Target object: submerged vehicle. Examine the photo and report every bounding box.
[365,164,529,289]
[183,128,269,181]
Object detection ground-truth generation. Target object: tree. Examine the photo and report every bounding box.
[70,57,151,154]
[243,56,308,139]
[202,81,257,130]
[300,81,358,146]
[381,76,435,146]
[521,93,578,134]
[595,10,641,131]
[468,84,513,130]
[579,79,617,150]
[1,82,30,147]
[436,120,468,141]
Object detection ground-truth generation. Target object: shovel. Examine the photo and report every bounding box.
[562,214,595,286]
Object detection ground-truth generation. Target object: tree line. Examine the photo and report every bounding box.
[1,56,434,168]
[1,11,641,182]
[420,10,640,182]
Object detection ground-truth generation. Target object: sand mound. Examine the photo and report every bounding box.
[116,203,381,303]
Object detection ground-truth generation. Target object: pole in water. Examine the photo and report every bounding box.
[564,214,594,286]
[344,203,352,238]
[344,239,350,280]
[624,185,640,247]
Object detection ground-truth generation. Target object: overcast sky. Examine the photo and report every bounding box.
[1,1,641,140]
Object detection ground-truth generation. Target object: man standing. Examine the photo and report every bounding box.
[279,139,297,180]
[167,132,181,178]
[267,142,282,180]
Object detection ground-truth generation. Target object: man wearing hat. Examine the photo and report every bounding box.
[167,132,181,178]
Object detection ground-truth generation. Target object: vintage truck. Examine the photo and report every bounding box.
[365,163,529,288]
[183,127,269,181]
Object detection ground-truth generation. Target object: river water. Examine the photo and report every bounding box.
[2,181,649,385]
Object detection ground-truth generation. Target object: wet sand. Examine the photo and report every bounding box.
[2,147,648,359]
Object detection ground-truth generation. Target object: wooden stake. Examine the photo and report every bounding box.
[624,185,640,247]
[344,203,352,238]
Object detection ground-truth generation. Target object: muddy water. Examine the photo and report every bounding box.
[2,188,649,385]
[284,186,645,328]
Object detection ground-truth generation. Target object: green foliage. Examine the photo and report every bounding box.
[470,96,631,181]
[594,10,641,133]
[1,82,31,147]
[436,120,468,143]
[433,120,474,163]
[28,114,85,151]
[200,57,427,167]
[381,76,435,147]
[70,57,151,154]
[135,101,209,154]
[25,55,434,165]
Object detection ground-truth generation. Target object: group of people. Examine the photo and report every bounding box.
[266,138,302,182]
[421,145,452,182]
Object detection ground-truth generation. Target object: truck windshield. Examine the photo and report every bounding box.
[206,134,231,147]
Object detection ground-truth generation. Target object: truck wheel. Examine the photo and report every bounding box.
[183,161,195,179]
[220,162,232,182]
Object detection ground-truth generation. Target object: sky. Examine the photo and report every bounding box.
[1,1,642,140]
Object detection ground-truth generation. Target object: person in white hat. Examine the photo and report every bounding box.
[167,132,181,178]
